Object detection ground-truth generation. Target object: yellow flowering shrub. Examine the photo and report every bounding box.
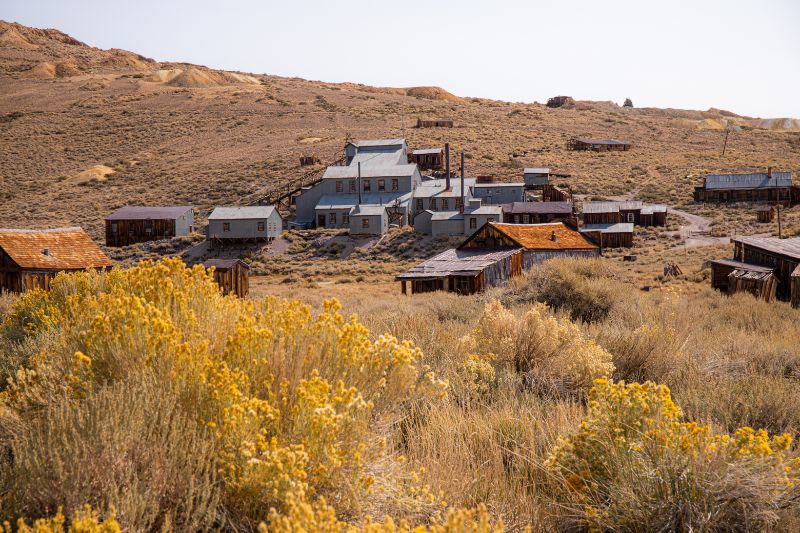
[547,379,800,530]
[471,301,614,390]
[0,259,454,529]
[5,505,120,533]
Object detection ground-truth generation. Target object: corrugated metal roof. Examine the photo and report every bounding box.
[323,163,417,179]
[710,259,773,273]
[464,205,503,215]
[431,211,464,221]
[580,223,634,233]
[477,222,599,251]
[474,182,525,188]
[351,139,405,148]
[107,205,193,221]
[208,206,276,220]
[414,178,477,198]
[640,204,667,215]
[412,148,442,155]
[502,201,573,214]
[351,205,386,216]
[583,201,643,214]
[203,258,250,270]
[524,168,550,174]
[0,227,113,270]
[732,236,800,260]
[314,193,410,210]
[704,172,792,190]
[397,247,519,279]
[575,138,630,145]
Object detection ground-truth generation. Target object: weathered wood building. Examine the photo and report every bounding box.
[568,138,631,151]
[501,201,575,224]
[416,118,453,128]
[756,205,775,223]
[580,222,634,249]
[708,259,777,302]
[731,236,800,303]
[207,206,282,244]
[582,201,667,227]
[693,169,796,205]
[0,227,112,293]
[106,205,194,246]
[409,148,444,171]
[523,168,550,189]
[203,259,250,298]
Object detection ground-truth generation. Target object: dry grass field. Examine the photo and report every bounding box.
[2,20,800,532]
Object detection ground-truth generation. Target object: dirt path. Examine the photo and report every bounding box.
[667,208,729,248]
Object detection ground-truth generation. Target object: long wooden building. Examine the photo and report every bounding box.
[106,205,194,246]
[693,169,797,205]
[0,227,112,292]
[501,201,575,224]
[568,138,631,152]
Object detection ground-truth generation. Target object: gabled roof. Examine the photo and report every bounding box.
[704,172,792,190]
[502,201,573,215]
[208,206,277,220]
[107,205,193,221]
[732,236,800,260]
[461,222,598,251]
[397,247,520,279]
[0,227,113,270]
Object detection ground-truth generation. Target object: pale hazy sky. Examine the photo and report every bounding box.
[3,0,799,117]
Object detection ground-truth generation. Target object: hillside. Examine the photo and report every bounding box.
[1,20,799,245]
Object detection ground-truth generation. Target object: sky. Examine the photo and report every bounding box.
[3,0,800,117]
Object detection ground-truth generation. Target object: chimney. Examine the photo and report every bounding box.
[460,151,465,213]
[42,249,50,256]
[550,231,557,242]
[445,143,451,191]
[357,162,362,205]
[767,166,772,178]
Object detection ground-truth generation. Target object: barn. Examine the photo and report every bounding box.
[106,205,194,246]
[0,227,112,293]
[203,258,250,298]
[207,206,282,243]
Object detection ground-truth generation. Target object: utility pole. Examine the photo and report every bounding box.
[777,204,782,239]
[722,129,729,156]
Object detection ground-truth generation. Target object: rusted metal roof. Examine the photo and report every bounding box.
[482,222,598,251]
[0,227,113,270]
[502,201,573,215]
[710,259,773,273]
[107,205,193,221]
[704,172,792,190]
[397,247,519,280]
[733,236,800,260]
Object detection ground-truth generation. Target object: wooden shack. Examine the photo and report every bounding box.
[731,236,800,302]
[203,259,250,298]
[568,138,631,152]
[580,223,634,249]
[542,184,573,202]
[106,206,194,246]
[756,205,775,223]
[582,201,666,227]
[410,148,444,171]
[0,227,112,293]
[693,169,795,205]
[709,259,777,302]
[416,118,453,128]
[501,201,575,224]
[300,154,321,167]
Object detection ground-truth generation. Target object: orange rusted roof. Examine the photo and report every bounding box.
[486,222,599,251]
[0,227,113,270]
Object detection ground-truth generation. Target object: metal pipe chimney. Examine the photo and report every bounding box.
[460,150,465,213]
[357,162,362,205]
[768,166,773,178]
[445,143,451,190]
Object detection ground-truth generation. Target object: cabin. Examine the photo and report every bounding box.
[568,138,631,152]
[756,205,775,223]
[416,118,453,128]
[542,184,573,202]
[473,182,525,205]
[693,169,796,205]
[203,259,250,298]
[708,259,777,303]
[299,154,320,167]
[582,201,667,227]
[640,205,668,227]
[580,223,634,249]
[207,206,282,243]
[501,201,575,224]
[410,148,444,171]
[106,205,194,246]
[731,236,800,303]
[0,227,112,293]
[523,168,550,189]
[349,205,388,236]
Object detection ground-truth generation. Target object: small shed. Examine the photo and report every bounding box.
[416,118,453,128]
[349,205,388,236]
[410,148,444,171]
[709,259,773,296]
[203,259,250,298]
[523,168,550,189]
[640,205,668,227]
[207,206,282,243]
[580,223,634,249]
[106,205,194,246]
[0,227,113,292]
[756,205,775,223]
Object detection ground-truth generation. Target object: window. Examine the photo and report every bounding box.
[349,180,356,192]
[429,198,437,210]
[343,214,349,225]
[487,217,494,223]
[111,223,118,234]
[627,212,634,223]
[392,179,399,191]
[223,222,230,232]
[363,180,371,192]
[329,212,337,225]
[416,199,424,211]
[522,214,529,224]
[441,198,449,210]
[362,218,370,228]
[378,179,386,192]
[257,221,265,231]
[469,218,477,229]
[336,181,343,193]
[455,198,463,211]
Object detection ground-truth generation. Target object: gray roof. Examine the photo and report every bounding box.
[208,206,277,220]
[709,259,773,273]
[640,204,667,215]
[351,205,386,216]
[704,172,792,190]
[464,205,503,215]
[430,211,464,221]
[502,201,573,214]
[350,138,405,148]
[412,148,442,155]
[322,163,417,179]
[524,168,550,174]
[575,138,630,145]
[397,247,520,279]
[107,205,193,221]
[474,182,526,188]
[580,223,634,233]
[732,236,800,260]
[315,193,409,210]
[582,201,642,214]
[414,178,477,198]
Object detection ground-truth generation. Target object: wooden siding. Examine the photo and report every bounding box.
[756,207,775,223]
[0,245,109,293]
[106,218,177,246]
[409,151,443,171]
[694,187,793,205]
[416,118,453,128]
[406,250,522,295]
[583,212,621,225]
[734,242,800,301]
[568,139,631,151]
[581,230,633,249]
[209,263,249,298]
[728,270,777,302]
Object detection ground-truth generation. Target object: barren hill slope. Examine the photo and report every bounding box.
[1,21,799,241]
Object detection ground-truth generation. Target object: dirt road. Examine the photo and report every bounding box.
[667,208,729,248]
